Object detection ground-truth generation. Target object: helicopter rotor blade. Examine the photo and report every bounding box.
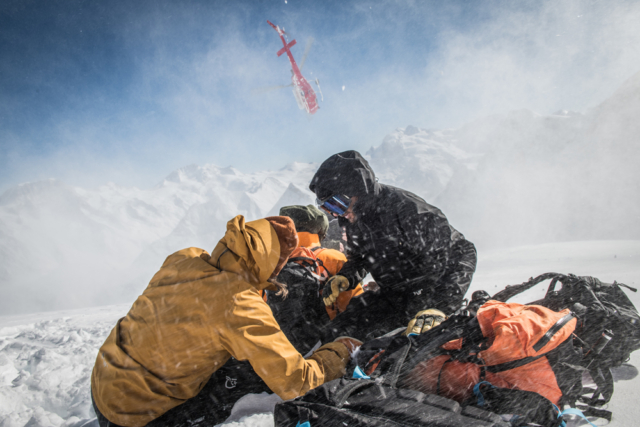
[251,83,293,95]
[299,37,314,71]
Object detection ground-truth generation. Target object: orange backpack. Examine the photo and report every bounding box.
[262,246,328,302]
[405,301,577,405]
[287,246,330,282]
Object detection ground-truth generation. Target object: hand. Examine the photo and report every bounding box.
[403,308,447,336]
[334,336,363,355]
[322,275,350,306]
[363,281,380,292]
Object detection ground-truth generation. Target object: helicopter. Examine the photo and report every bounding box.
[263,20,323,115]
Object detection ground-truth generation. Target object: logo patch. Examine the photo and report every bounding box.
[225,376,237,389]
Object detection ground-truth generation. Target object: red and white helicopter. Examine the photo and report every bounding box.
[264,20,323,115]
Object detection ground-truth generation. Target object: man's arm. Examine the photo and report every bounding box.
[334,258,368,289]
[395,190,459,281]
[221,289,350,400]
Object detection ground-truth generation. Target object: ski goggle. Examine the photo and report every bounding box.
[316,194,352,216]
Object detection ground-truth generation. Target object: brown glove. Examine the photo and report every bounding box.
[403,308,447,336]
[334,336,364,355]
[322,275,350,306]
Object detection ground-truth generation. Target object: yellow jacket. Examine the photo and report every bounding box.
[91,216,350,427]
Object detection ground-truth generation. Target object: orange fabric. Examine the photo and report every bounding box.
[296,231,364,320]
[477,300,576,366]
[409,353,563,404]
[409,355,511,403]
[297,231,323,249]
[441,338,463,351]
[327,287,364,320]
[408,355,563,404]
[406,301,576,405]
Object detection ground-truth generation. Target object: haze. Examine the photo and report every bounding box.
[2,0,640,315]
[2,0,640,192]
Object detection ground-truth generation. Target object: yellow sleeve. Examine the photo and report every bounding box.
[220,289,349,400]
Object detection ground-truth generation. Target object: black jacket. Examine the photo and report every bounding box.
[310,151,473,294]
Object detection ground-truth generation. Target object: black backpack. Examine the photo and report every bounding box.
[274,332,513,427]
[309,272,640,426]
[491,272,640,412]
[267,248,331,355]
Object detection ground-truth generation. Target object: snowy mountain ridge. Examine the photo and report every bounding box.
[2,69,639,315]
[0,132,472,315]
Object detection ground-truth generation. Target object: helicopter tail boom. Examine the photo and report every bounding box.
[277,39,296,57]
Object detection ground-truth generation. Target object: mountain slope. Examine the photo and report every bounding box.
[0,142,472,314]
[435,70,640,249]
[1,70,638,314]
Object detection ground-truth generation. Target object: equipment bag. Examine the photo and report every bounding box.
[274,333,511,427]
[371,272,640,423]
[349,313,583,426]
[267,246,330,355]
[403,301,578,407]
[492,273,640,410]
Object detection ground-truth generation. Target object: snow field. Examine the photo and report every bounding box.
[1,241,640,426]
[0,306,129,427]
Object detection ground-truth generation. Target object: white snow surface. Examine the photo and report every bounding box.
[1,240,639,427]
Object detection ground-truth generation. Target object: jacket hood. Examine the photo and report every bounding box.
[210,215,285,287]
[309,151,380,200]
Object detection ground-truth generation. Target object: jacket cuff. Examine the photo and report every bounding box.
[307,342,350,381]
[317,341,350,360]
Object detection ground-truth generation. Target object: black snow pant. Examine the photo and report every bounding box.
[322,240,477,342]
[92,358,271,427]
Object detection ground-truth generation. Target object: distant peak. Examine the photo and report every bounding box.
[0,178,70,205]
[552,109,581,117]
[279,161,316,172]
[219,166,238,175]
[404,125,421,136]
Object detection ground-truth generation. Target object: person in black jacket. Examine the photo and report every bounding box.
[310,150,477,340]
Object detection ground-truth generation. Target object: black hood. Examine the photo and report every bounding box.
[309,151,380,200]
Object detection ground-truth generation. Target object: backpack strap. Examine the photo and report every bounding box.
[398,315,478,383]
[576,405,612,421]
[485,355,545,373]
[492,272,564,302]
[481,313,576,373]
[615,281,638,292]
[533,313,576,351]
[587,365,614,404]
[368,335,413,387]
[472,381,564,427]
[289,250,330,281]
[309,246,332,278]
[288,256,318,267]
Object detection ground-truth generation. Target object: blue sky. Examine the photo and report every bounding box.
[2,0,640,192]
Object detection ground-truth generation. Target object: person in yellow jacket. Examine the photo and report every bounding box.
[91,215,359,427]
[279,205,364,320]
